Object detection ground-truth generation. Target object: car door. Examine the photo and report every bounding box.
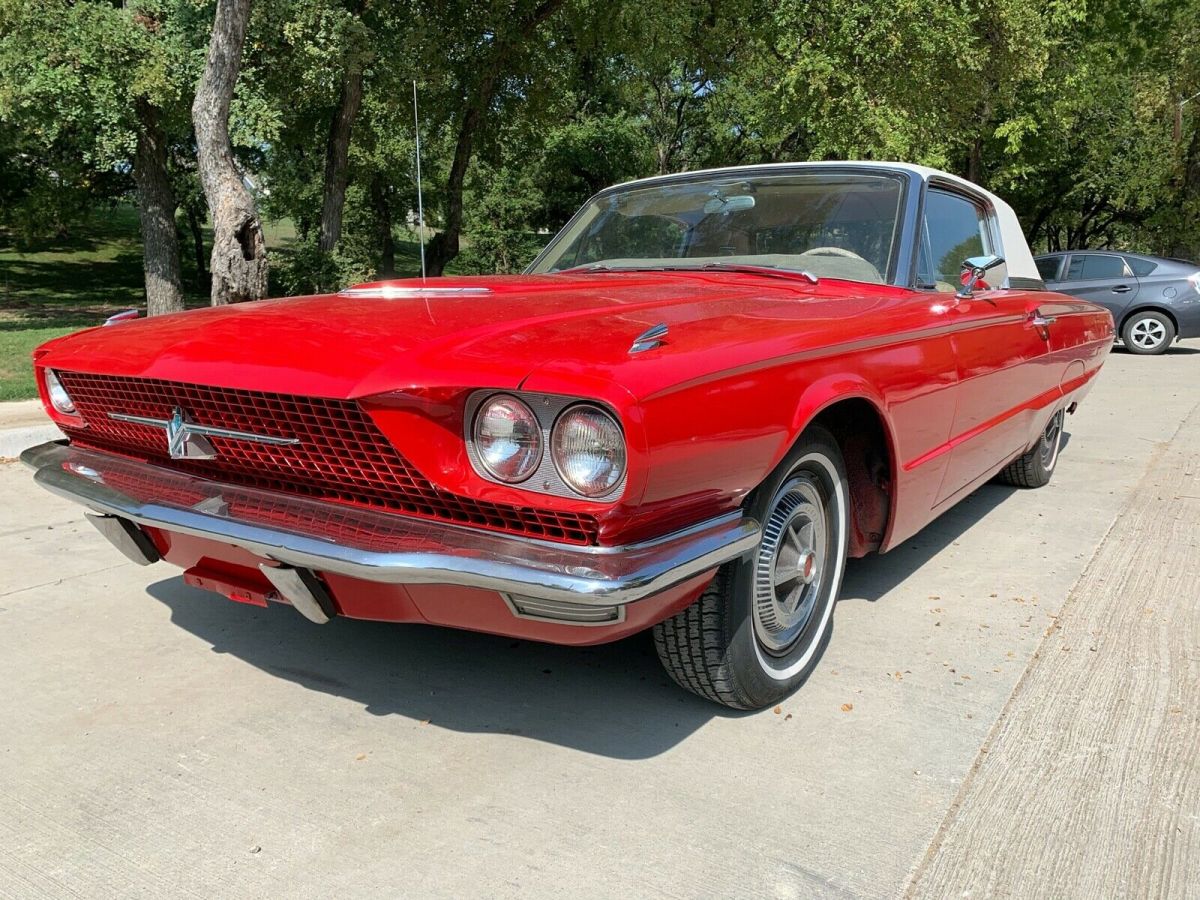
[917,187,1054,506]
[1051,253,1138,321]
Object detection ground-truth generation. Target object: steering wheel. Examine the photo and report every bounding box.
[797,246,869,262]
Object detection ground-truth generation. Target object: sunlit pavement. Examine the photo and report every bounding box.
[1,347,1197,898]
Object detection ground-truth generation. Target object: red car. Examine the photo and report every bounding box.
[23,163,1113,709]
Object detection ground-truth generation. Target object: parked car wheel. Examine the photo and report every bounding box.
[1121,310,1175,355]
[996,408,1064,488]
[653,426,848,709]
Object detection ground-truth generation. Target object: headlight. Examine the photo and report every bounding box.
[45,369,77,415]
[551,405,626,497]
[472,394,543,483]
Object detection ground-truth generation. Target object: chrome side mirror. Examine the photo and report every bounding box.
[956,254,1005,298]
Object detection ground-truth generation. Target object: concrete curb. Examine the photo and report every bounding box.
[0,424,60,460]
[0,399,49,430]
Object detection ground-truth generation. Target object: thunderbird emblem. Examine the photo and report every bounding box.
[109,407,299,460]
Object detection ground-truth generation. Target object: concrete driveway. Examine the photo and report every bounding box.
[1,349,1197,898]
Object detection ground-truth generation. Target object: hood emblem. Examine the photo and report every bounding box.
[109,407,300,460]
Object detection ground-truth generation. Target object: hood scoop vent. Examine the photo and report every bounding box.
[630,322,668,354]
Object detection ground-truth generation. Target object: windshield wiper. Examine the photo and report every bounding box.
[697,263,818,284]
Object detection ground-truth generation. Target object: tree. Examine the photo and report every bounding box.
[193,0,268,304]
[0,0,193,313]
[133,99,186,315]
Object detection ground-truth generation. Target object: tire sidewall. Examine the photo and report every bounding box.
[723,427,849,706]
[1122,311,1174,355]
[1034,407,1065,480]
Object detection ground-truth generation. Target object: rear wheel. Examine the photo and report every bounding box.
[1121,310,1175,355]
[653,426,848,710]
[996,408,1064,488]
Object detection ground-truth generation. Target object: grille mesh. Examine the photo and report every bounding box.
[56,372,598,545]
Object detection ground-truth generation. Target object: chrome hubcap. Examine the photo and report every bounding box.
[754,476,827,654]
[1130,318,1166,349]
[1039,409,1064,469]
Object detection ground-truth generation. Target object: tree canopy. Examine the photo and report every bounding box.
[1,0,1197,299]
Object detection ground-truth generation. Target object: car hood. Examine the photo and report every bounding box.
[35,272,895,400]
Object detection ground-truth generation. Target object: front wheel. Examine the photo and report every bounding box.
[653,426,849,710]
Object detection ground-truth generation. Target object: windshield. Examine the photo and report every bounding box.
[529,171,905,284]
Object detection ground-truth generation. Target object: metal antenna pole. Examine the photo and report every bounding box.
[413,80,427,282]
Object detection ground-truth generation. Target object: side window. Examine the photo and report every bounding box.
[1065,254,1128,282]
[1065,254,1127,281]
[1036,257,1062,281]
[1126,257,1158,277]
[918,189,991,289]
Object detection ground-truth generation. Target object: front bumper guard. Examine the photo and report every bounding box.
[21,441,760,607]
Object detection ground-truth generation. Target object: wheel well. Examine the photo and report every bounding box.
[1120,305,1178,335]
[811,399,893,558]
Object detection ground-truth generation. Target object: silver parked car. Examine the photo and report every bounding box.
[1034,251,1200,354]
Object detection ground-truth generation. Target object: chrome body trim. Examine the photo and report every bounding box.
[338,285,491,298]
[21,441,758,606]
[85,513,160,565]
[109,407,299,460]
[630,322,668,354]
[258,564,336,624]
[501,593,626,626]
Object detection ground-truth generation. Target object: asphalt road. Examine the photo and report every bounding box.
[0,348,1197,898]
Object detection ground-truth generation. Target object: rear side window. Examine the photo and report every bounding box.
[1036,257,1062,281]
[918,190,991,289]
[1064,254,1128,281]
[1126,257,1158,277]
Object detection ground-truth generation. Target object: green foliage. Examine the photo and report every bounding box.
[0,0,202,241]
[1,0,1199,299]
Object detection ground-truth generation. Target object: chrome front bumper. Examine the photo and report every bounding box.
[21,441,760,606]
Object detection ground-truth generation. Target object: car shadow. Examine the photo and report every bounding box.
[840,481,1018,603]
[144,453,1045,757]
[146,577,741,759]
[1112,344,1200,355]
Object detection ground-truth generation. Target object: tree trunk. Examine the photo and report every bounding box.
[185,205,208,292]
[425,0,567,276]
[317,64,365,253]
[1168,126,1200,258]
[369,175,396,278]
[192,0,268,305]
[966,136,984,186]
[132,101,186,316]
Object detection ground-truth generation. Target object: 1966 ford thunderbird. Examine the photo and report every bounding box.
[22,162,1113,709]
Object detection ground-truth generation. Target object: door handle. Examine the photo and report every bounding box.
[1112,284,1132,293]
[1028,309,1056,339]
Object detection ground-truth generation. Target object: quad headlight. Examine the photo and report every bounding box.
[472,394,543,483]
[44,369,77,416]
[551,405,626,497]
